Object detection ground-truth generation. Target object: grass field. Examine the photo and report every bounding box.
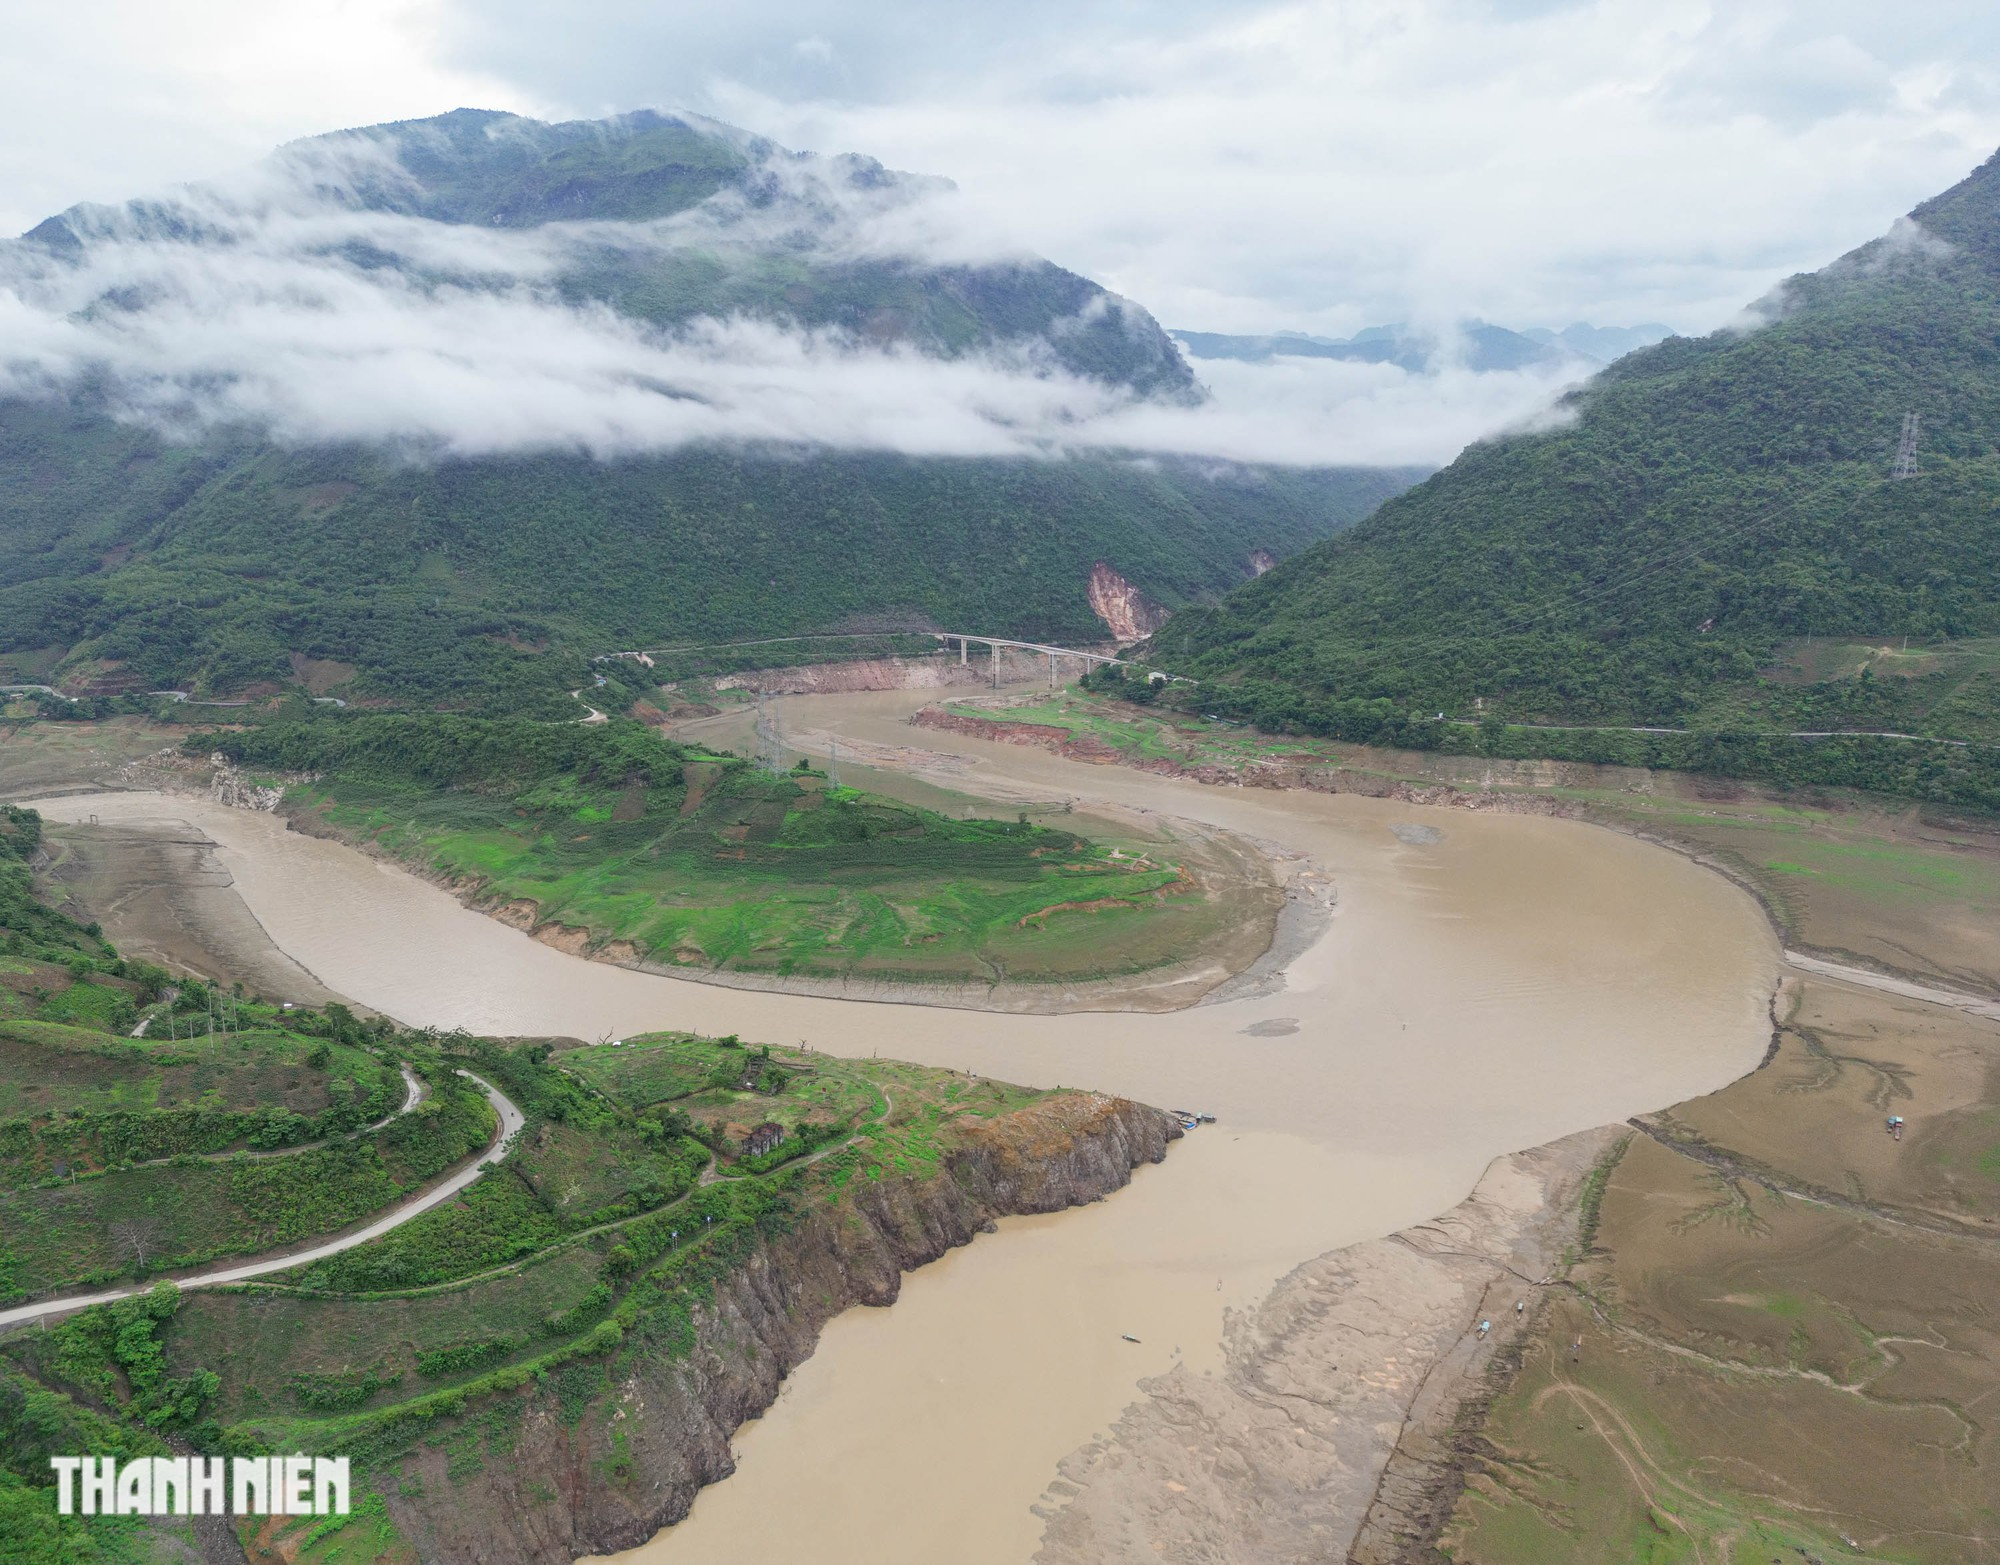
[295,762,1209,985]
[166,1248,611,1423]
[1748,634,2000,740]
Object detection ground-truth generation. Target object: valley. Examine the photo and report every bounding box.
[7,673,1996,1562]
[1,69,1998,1565]
[3,689,1779,1561]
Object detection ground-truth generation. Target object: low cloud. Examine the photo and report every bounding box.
[0,134,1589,469]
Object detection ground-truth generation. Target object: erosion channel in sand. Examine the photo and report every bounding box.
[24,686,1778,1564]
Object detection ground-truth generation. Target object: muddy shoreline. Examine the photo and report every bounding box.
[9,711,1780,1565]
[1034,1126,1627,1563]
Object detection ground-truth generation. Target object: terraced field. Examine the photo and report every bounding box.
[0,1022,1123,1564]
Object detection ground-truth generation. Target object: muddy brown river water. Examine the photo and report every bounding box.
[26,688,1778,1563]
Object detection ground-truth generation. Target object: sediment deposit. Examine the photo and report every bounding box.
[1032,1127,1623,1564]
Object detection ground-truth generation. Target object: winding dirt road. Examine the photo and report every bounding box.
[0,1069,524,1333]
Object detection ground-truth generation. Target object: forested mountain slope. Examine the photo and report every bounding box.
[0,405,1407,706]
[1148,148,2000,758]
[0,110,1414,708]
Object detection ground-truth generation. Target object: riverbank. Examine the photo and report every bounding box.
[1436,968,2000,1562]
[913,690,2000,999]
[354,1086,1182,1565]
[889,690,2000,1559]
[9,702,1780,1563]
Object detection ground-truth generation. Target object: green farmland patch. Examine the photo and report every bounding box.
[214,713,1211,986]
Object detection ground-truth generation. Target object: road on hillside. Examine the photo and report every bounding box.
[1438,716,1996,750]
[0,1070,524,1332]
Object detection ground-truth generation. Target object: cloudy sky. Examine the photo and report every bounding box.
[2,0,1998,466]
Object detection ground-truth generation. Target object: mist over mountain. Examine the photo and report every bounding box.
[4,108,1206,460]
[0,108,1420,707]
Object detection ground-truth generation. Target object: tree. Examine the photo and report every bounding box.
[109,1219,160,1279]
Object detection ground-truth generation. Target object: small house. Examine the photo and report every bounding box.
[742,1122,785,1158]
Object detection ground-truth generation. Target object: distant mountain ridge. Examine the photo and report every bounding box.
[23,107,1198,402]
[1169,319,1671,374]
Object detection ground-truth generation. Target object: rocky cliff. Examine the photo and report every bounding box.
[377,1093,1179,1564]
[1087,562,1170,643]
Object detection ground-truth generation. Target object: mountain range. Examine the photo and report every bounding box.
[1169,320,1672,374]
[0,109,1414,710]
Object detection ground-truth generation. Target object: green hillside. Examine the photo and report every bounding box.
[0,410,1410,708]
[1147,148,2000,800]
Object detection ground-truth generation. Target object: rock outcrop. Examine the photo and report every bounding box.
[381,1094,1179,1564]
[1087,562,1169,643]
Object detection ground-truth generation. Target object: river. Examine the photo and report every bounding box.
[26,687,1777,1563]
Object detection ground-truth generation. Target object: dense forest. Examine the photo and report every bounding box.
[1146,146,2000,791]
[0,412,1410,712]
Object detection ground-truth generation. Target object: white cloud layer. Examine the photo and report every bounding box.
[4,0,1996,470]
[0,146,1580,466]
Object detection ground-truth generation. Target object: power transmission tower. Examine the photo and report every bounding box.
[1892,412,1920,480]
[827,740,841,790]
[753,690,786,773]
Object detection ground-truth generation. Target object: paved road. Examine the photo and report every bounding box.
[0,1070,523,1332]
[1438,716,1994,751]
[1784,950,2000,1023]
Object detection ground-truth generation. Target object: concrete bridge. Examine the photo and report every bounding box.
[931,633,1195,689]
[594,632,1194,688]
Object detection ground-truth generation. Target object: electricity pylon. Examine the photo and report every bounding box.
[1892,412,1920,480]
